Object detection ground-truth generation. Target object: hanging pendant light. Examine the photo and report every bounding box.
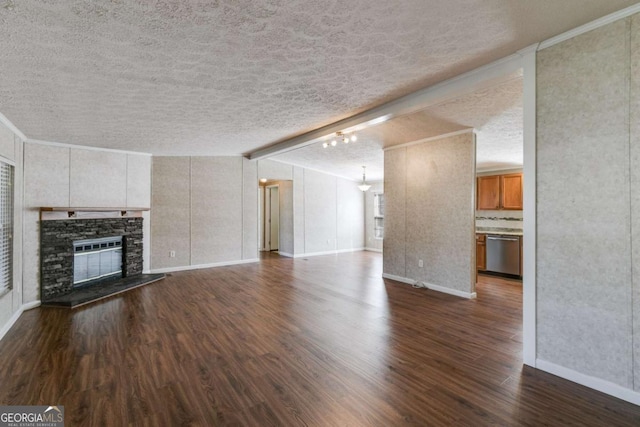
[358,166,371,192]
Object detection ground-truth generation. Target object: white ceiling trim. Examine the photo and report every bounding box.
[383,129,475,152]
[26,139,152,157]
[249,50,528,161]
[274,159,361,183]
[153,154,244,158]
[538,2,640,50]
[0,112,27,142]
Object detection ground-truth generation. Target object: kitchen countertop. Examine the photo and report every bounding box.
[476,227,523,236]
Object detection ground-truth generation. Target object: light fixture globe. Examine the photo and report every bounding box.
[358,166,371,192]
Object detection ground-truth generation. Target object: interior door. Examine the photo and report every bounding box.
[268,186,279,251]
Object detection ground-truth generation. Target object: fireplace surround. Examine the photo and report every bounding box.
[40,217,143,301]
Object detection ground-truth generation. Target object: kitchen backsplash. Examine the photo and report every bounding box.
[475,210,523,230]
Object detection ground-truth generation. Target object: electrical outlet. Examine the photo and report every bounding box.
[170,250,176,258]
[418,259,424,268]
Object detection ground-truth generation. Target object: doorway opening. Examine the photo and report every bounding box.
[260,184,280,252]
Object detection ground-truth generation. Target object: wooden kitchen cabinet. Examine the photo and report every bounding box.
[477,173,522,210]
[476,234,486,271]
[477,176,500,210]
[501,173,523,210]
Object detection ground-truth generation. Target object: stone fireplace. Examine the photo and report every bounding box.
[40,217,143,301]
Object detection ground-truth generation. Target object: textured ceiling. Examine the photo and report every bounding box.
[272,76,523,181]
[0,0,637,157]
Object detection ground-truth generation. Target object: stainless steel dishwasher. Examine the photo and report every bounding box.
[486,235,521,275]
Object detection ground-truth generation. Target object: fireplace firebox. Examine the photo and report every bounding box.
[73,236,123,286]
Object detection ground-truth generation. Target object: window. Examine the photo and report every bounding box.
[0,160,13,297]
[373,192,384,239]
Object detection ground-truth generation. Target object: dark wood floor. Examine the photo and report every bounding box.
[1,252,639,426]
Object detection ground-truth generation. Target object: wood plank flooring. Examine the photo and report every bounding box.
[1,252,640,426]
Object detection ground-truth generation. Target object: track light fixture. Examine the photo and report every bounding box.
[322,131,357,148]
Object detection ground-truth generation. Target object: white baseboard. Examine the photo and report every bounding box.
[293,248,365,258]
[536,359,640,406]
[22,300,41,311]
[0,300,41,343]
[0,310,22,343]
[423,281,477,299]
[364,247,383,253]
[150,258,259,274]
[382,273,477,299]
[278,251,294,258]
[382,273,416,285]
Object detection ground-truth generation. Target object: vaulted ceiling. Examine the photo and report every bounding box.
[0,1,636,165]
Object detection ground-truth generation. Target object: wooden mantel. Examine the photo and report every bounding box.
[40,207,150,220]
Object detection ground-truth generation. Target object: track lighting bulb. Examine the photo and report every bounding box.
[321,131,357,148]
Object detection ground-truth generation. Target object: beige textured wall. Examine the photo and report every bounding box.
[337,177,365,251]
[383,148,407,277]
[257,163,364,256]
[632,13,640,391]
[384,133,475,295]
[303,169,337,254]
[257,159,293,181]
[150,156,259,270]
[22,143,151,303]
[23,144,69,303]
[0,124,15,160]
[277,180,294,255]
[70,150,128,207]
[191,157,243,264]
[242,158,258,260]
[293,166,305,255]
[0,123,23,331]
[537,17,635,389]
[151,157,191,268]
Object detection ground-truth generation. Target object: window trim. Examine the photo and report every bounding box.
[0,158,14,298]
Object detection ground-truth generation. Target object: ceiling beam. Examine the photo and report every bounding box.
[248,48,531,161]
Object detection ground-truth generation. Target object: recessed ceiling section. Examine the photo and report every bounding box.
[0,1,637,155]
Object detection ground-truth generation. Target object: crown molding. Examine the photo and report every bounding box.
[538,3,640,51]
[0,112,27,141]
[383,128,474,152]
[26,139,152,157]
[154,153,245,158]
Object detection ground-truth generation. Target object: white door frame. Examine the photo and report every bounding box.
[265,184,280,251]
